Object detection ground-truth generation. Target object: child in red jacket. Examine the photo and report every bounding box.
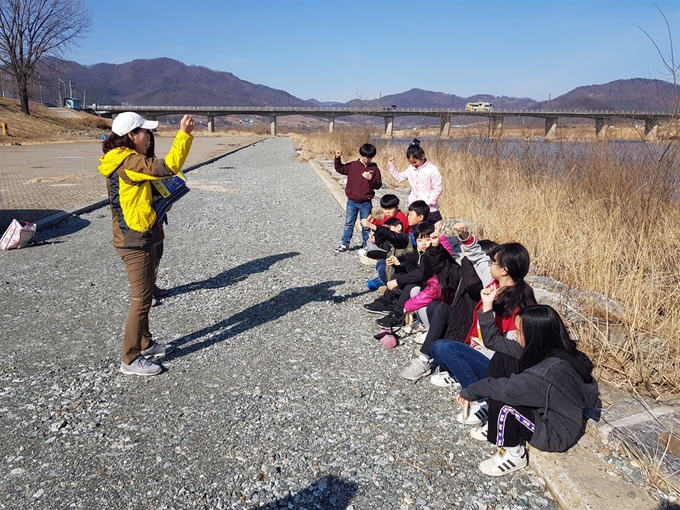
[334,144,382,253]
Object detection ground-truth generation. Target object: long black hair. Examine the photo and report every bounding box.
[517,305,577,372]
[490,242,536,316]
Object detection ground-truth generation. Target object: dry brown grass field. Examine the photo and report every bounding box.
[294,127,680,398]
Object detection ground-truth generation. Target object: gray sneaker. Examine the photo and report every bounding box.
[399,357,434,381]
[120,356,162,376]
[141,342,175,359]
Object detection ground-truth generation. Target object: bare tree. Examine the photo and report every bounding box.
[0,0,91,115]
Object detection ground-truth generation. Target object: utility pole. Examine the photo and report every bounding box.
[38,74,43,103]
[58,78,65,106]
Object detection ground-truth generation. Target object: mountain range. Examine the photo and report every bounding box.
[30,57,679,113]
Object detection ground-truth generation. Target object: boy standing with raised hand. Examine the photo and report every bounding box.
[334,144,382,253]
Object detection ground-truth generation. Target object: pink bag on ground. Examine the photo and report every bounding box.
[0,219,37,251]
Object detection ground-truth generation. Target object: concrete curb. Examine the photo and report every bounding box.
[34,139,263,232]
[306,155,664,509]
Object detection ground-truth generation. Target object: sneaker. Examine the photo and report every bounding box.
[376,312,405,328]
[366,247,388,259]
[141,342,176,359]
[357,248,367,257]
[366,277,384,291]
[470,423,489,442]
[401,320,426,335]
[151,297,162,307]
[430,371,460,388]
[478,446,528,476]
[456,400,489,425]
[334,244,349,254]
[363,299,393,315]
[399,357,434,381]
[120,356,162,376]
[153,285,170,298]
[412,331,427,345]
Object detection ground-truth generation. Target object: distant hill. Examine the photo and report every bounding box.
[536,78,680,112]
[26,58,679,118]
[36,57,311,107]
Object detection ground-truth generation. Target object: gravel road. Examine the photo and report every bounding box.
[0,137,557,509]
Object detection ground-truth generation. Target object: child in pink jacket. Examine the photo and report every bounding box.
[388,139,443,224]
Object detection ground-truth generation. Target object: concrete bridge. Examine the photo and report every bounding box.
[93,105,676,141]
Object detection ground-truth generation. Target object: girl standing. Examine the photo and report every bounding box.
[387,139,443,223]
[459,305,599,476]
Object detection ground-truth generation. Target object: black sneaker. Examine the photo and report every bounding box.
[376,312,406,328]
[334,244,349,254]
[366,247,389,259]
[363,299,393,315]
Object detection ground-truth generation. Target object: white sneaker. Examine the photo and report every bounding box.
[399,357,434,381]
[357,248,367,257]
[470,423,489,442]
[430,371,460,388]
[478,446,528,476]
[120,356,162,376]
[412,331,426,345]
[141,342,175,359]
[456,400,489,425]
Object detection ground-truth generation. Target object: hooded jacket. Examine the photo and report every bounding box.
[461,347,600,453]
[98,130,193,249]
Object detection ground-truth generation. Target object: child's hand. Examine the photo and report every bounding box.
[360,218,371,228]
[368,233,375,244]
[480,286,497,312]
[335,150,342,158]
[362,171,371,179]
[387,279,398,291]
[386,256,400,266]
[456,394,470,408]
[453,222,470,240]
[388,156,395,165]
[430,224,441,246]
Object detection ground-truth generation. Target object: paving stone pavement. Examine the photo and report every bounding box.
[0,135,262,231]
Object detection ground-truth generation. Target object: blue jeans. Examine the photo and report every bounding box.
[376,259,387,284]
[342,199,373,247]
[430,339,491,388]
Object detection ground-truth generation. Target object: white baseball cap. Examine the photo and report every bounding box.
[111,112,158,136]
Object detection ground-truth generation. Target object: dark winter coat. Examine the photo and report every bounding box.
[461,345,600,453]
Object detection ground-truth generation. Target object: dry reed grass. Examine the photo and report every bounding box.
[298,129,680,396]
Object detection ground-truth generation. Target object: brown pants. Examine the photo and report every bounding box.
[117,246,156,364]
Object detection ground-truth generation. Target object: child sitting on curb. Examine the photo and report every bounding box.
[458,304,600,476]
[362,217,410,290]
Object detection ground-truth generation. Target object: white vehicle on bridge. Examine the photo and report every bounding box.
[465,102,493,111]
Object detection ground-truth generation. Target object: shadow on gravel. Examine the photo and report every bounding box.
[33,216,91,241]
[248,475,358,510]
[171,280,367,358]
[168,252,300,297]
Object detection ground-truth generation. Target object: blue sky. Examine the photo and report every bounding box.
[69,0,680,103]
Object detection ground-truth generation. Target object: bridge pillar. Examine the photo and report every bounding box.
[207,115,215,133]
[490,115,504,137]
[544,117,558,140]
[645,118,658,141]
[270,116,277,136]
[595,118,610,140]
[439,116,451,139]
[328,115,334,133]
[384,116,394,139]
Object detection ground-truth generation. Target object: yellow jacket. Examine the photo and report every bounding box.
[98,130,193,249]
